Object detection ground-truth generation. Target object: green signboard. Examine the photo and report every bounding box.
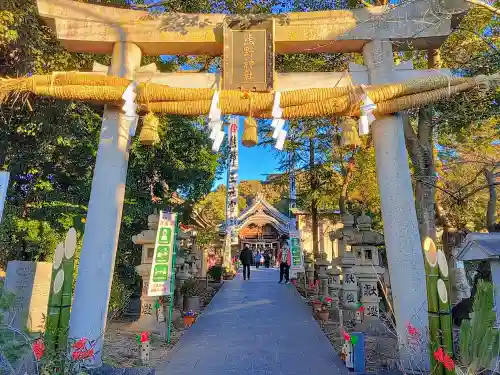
[148,211,177,296]
[289,230,304,271]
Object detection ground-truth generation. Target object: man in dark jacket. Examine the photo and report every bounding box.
[239,245,253,281]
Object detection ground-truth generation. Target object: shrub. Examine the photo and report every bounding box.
[180,278,201,297]
[207,265,223,281]
[458,280,500,374]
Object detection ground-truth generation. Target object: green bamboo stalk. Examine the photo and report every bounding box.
[45,242,65,351]
[437,249,455,375]
[423,237,443,375]
[57,228,77,350]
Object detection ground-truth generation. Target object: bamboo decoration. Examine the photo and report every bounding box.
[45,228,77,352]
[139,112,160,145]
[423,237,443,375]
[437,249,455,375]
[45,241,65,351]
[58,228,77,350]
[1,73,498,119]
[339,117,361,148]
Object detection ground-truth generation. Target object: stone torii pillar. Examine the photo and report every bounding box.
[68,42,141,367]
[363,40,428,370]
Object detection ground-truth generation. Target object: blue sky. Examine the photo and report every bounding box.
[213,117,281,188]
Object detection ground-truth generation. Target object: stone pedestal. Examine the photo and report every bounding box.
[327,265,341,309]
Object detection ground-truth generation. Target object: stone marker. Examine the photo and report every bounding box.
[4,261,52,332]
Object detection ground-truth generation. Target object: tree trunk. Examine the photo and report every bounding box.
[413,49,441,243]
[309,137,319,256]
[484,169,498,232]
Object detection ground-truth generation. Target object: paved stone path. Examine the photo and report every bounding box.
[156,268,349,375]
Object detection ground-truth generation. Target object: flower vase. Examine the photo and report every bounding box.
[312,301,322,312]
[318,310,329,321]
[184,315,196,327]
[140,341,150,364]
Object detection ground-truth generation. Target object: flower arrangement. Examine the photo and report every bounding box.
[136,331,150,344]
[71,337,95,361]
[183,310,197,327]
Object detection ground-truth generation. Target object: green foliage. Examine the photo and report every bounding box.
[0,280,28,365]
[207,265,223,281]
[180,277,202,297]
[458,280,500,372]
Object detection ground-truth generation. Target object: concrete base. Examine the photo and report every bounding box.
[88,364,155,375]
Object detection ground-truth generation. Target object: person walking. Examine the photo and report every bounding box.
[255,251,261,269]
[240,245,252,281]
[264,253,270,268]
[278,241,291,284]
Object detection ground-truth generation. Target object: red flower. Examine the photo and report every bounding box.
[140,331,150,343]
[342,330,351,342]
[33,339,44,361]
[443,355,455,370]
[433,347,445,362]
[406,323,419,337]
[72,348,95,361]
[72,338,87,350]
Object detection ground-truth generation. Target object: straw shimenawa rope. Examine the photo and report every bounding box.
[0,72,497,118]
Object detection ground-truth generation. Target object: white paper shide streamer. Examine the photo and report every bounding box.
[208,91,225,152]
[359,93,377,136]
[271,92,287,150]
[121,81,139,136]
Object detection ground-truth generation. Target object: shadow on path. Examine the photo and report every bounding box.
[156,268,349,375]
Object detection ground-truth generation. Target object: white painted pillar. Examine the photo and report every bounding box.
[69,42,142,367]
[363,40,429,370]
[490,260,500,326]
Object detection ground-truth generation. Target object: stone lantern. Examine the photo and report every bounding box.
[132,213,159,320]
[352,212,384,319]
[316,252,330,298]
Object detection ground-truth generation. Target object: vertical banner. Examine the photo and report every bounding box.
[288,152,296,231]
[226,116,239,245]
[289,230,304,272]
[0,171,9,224]
[148,211,178,296]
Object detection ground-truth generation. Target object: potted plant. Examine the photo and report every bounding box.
[317,307,330,321]
[181,277,201,313]
[183,311,197,327]
[223,264,236,280]
[207,265,223,282]
[312,299,323,312]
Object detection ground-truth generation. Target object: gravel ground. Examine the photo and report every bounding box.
[102,283,221,368]
[296,284,399,373]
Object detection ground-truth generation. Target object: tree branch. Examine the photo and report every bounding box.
[464,0,500,16]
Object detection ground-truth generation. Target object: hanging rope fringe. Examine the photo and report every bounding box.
[0,73,498,118]
[242,96,258,147]
[139,112,160,145]
[340,117,361,148]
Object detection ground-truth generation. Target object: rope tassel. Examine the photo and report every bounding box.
[139,112,160,146]
[242,96,258,147]
[340,117,361,148]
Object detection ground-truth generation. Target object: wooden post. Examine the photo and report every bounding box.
[69,42,142,367]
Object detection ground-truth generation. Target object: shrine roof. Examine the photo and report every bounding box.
[456,233,500,261]
[237,193,291,226]
[37,0,469,55]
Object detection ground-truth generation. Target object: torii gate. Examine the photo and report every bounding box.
[35,0,470,368]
